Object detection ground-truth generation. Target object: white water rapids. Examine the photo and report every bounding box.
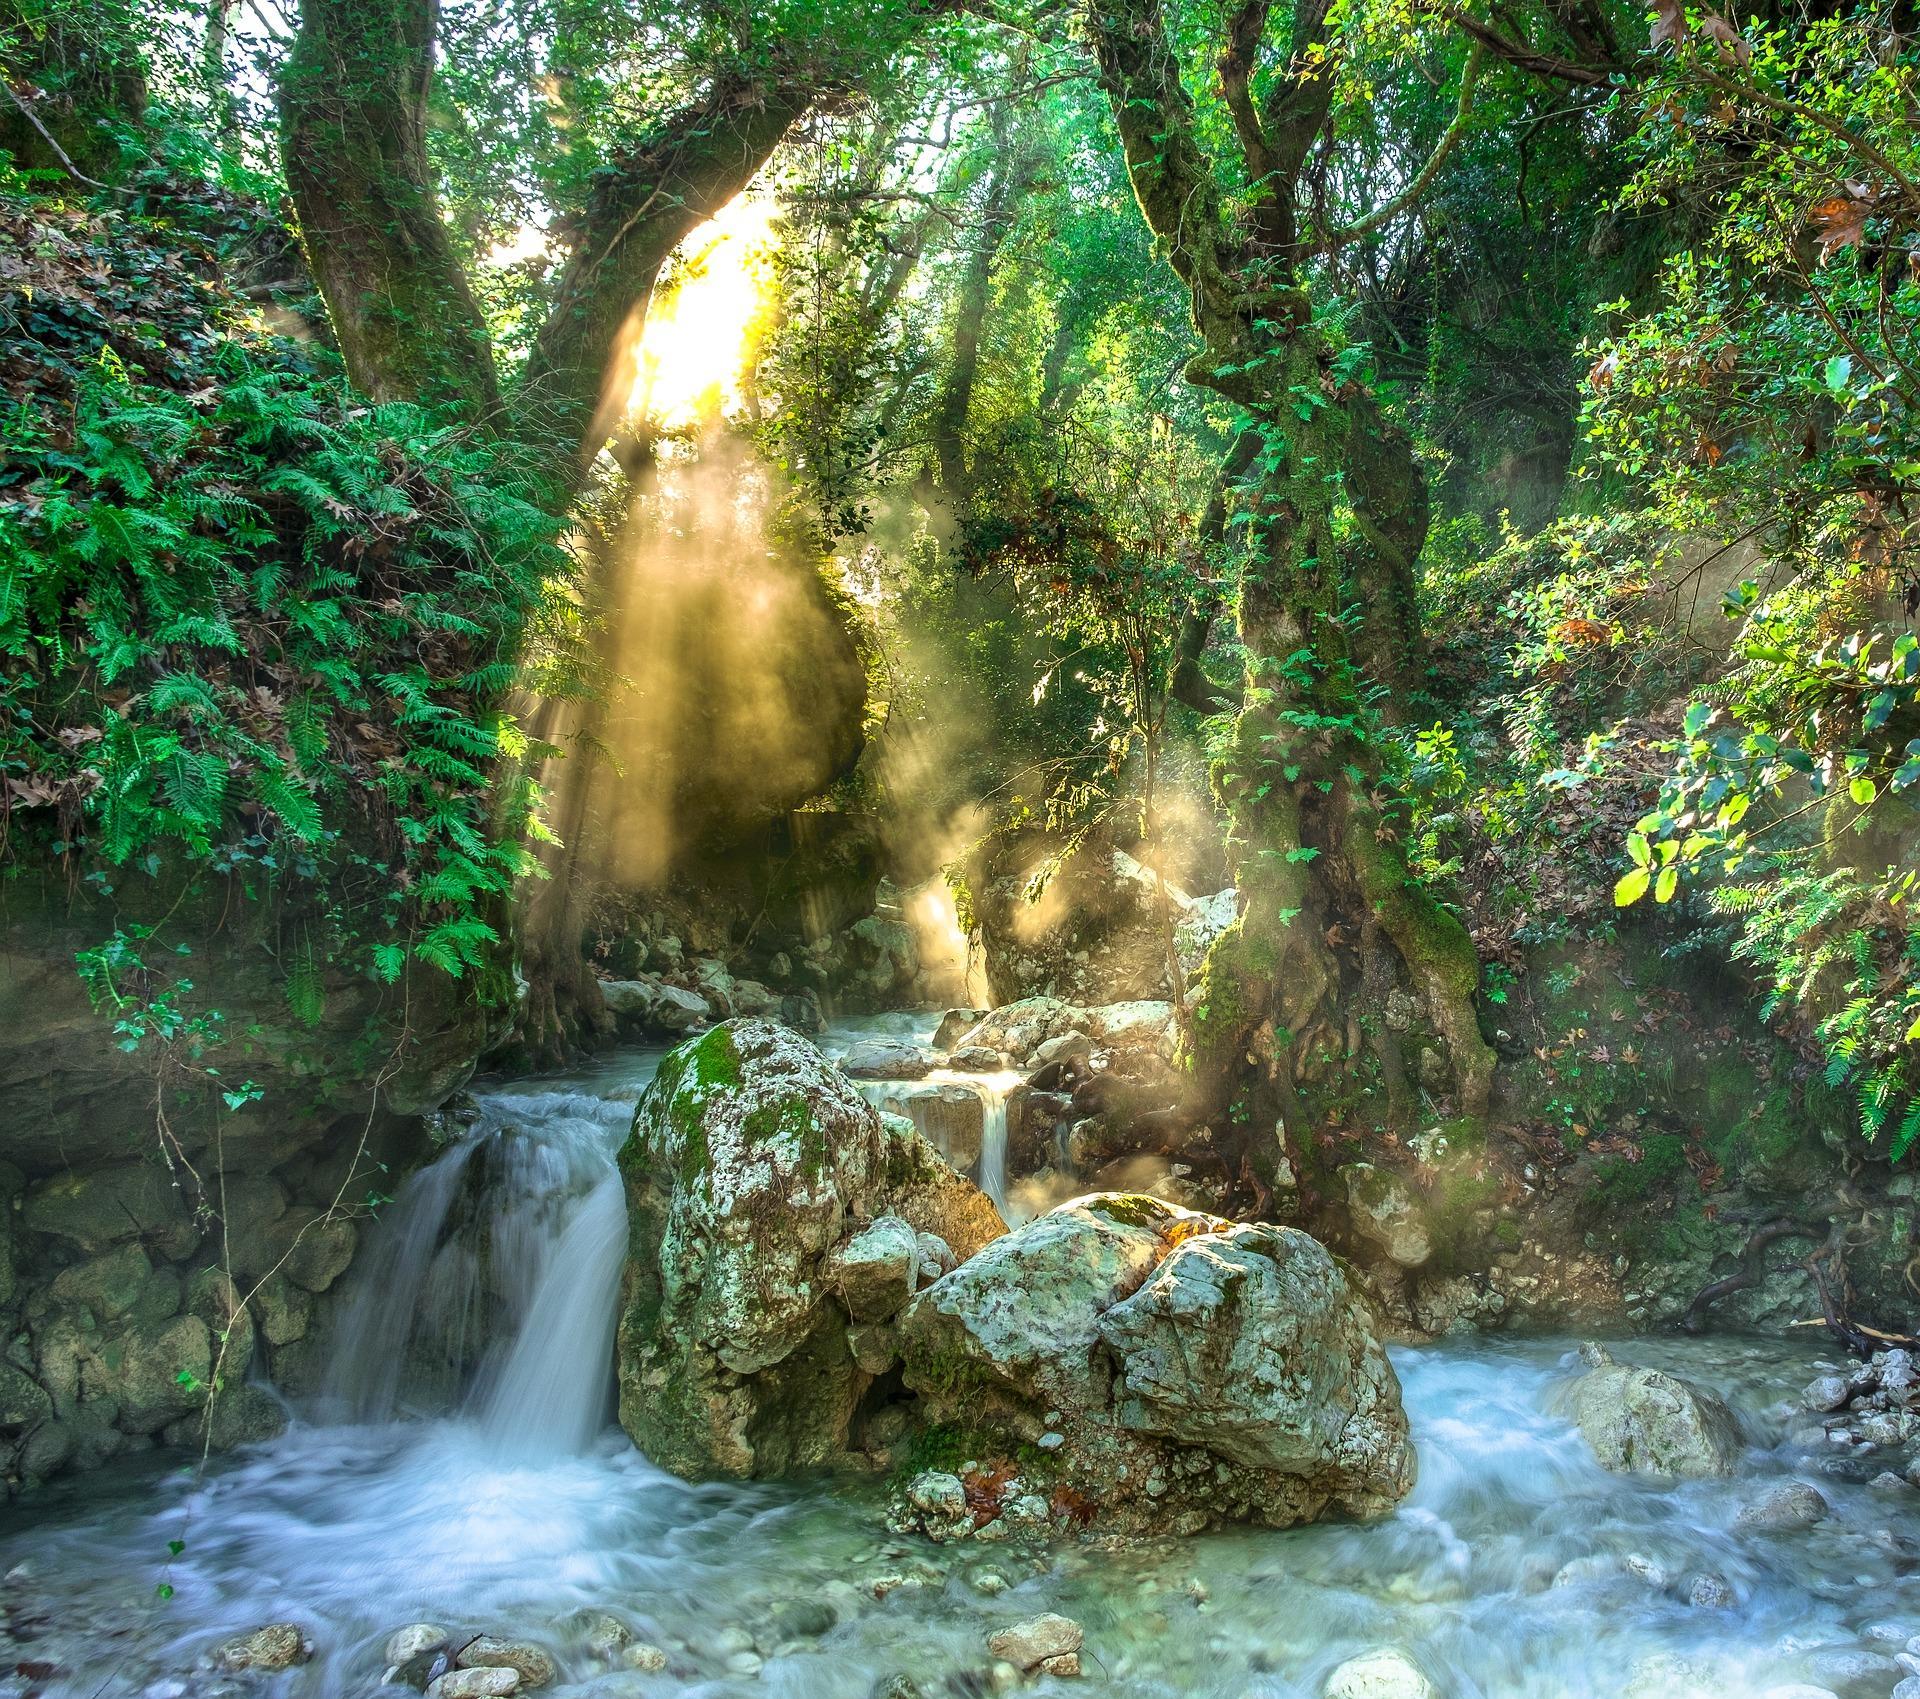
[3,1031,1918,1699]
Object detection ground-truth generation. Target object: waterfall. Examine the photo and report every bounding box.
[856,1068,1018,1214]
[979,1086,1008,1212]
[474,1166,629,1455]
[320,1075,652,1452]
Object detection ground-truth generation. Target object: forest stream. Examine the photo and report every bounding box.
[1,1021,1909,1699]
[9,4,1920,1698]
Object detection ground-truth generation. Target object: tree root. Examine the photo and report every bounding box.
[1680,1217,1820,1333]
[1806,1219,1920,1356]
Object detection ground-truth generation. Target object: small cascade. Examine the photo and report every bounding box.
[321,1068,657,1451]
[978,1084,1009,1211]
[855,1067,1021,1215]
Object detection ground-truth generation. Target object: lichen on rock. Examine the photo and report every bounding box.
[616,1018,1003,1478]
[893,1192,1412,1535]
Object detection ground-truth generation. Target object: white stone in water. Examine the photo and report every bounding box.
[987,1614,1083,1671]
[1323,1649,1438,1699]
[386,1624,448,1666]
[725,1651,765,1677]
[427,1672,520,1699]
[621,1644,669,1673]
[1735,1481,1829,1533]
[1803,1375,1851,1412]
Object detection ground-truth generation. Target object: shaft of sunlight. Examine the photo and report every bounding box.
[631,196,778,430]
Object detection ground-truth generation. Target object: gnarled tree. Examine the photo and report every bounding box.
[1082,0,1496,1133]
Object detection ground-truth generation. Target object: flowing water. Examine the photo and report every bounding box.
[821,1016,1019,1215]
[4,1040,1919,1699]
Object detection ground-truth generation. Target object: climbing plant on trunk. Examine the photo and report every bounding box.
[1081,0,1496,1133]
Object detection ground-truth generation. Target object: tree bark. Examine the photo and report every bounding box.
[1084,0,1494,1124]
[276,0,500,412]
[521,72,817,455]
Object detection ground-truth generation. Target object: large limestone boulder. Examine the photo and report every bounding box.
[895,1193,1412,1534]
[1569,1345,1743,1477]
[616,1020,1003,1478]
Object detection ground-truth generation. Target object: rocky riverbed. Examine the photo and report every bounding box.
[5,1335,1920,1698]
[4,1020,1920,1699]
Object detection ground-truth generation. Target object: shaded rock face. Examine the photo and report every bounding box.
[967,816,1235,1007]
[616,1019,1004,1478]
[0,869,477,1494]
[895,1194,1413,1534]
[1569,1345,1743,1477]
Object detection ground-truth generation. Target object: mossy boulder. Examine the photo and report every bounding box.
[616,1019,1004,1479]
[896,1193,1413,1534]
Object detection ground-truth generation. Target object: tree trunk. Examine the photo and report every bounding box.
[276,0,500,412]
[521,73,815,454]
[1085,0,1494,1131]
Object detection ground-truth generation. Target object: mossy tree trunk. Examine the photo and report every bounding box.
[1084,0,1495,1141]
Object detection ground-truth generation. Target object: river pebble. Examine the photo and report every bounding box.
[987,1613,1083,1671]
[386,1624,448,1665]
[1324,1648,1438,1699]
[427,1671,520,1699]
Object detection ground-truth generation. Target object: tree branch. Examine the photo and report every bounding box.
[1320,44,1485,248]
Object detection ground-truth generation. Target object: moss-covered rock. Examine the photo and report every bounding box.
[616,1019,1004,1479]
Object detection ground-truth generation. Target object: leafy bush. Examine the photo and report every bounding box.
[0,197,570,986]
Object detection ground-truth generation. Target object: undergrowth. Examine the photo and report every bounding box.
[0,194,573,1003]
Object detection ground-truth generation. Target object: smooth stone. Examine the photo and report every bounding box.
[1324,1649,1438,1699]
[456,1636,556,1690]
[213,1623,313,1672]
[1804,1375,1852,1412]
[1571,1347,1743,1478]
[987,1614,1083,1671]
[1736,1481,1830,1533]
[387,1626,449,1667]
[427,1672,520,1699]
[621,1645,668,1673]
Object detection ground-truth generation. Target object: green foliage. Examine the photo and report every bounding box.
[0,198,570,989]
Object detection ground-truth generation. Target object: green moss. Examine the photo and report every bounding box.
[1084,1192,1180,1230]
[1590,1131,1689,1207]
[894,1421,1052,1487]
